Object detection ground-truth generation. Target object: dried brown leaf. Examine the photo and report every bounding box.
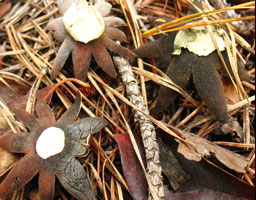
[115,133,148,200]
[171,127,249,173]
[223,78,242,104]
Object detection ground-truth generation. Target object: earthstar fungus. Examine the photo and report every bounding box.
[0,93,108,199]
[47,0,135,81]
[133,31,250,122]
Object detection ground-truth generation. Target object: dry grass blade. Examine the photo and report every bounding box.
[229,25,249,100]
[182,95,255,131]
[25,68,46,113]
[1,1,34,26]
[116,180,124,200]
[243,81,255,90]
[88,163,104,195]
[6,25,39,76]
[176,103,204,128]
[0,71,30,86]
[102,159,108,200]
[92,137,128,190]
[212,141,255,149]
[143,1,255,37]
[19,7,58,33]
[133,66,197,105]
[87,73,116,112]
[151,16,255,35]
[119,0,148,108]
[30,20,50,43]
[89,70,188,143]
[227,95,255,111]
[0,99,16,133]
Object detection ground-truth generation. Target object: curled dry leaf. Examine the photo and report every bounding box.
[0,93,108,200]
[115,133,148,200]
[170,127,249,173]
[223,78,242,104]
[47,0,135,81]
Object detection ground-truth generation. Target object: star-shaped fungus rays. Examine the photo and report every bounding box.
[0,93,108,200]
[47,0,136,81]
[133,33,250,123]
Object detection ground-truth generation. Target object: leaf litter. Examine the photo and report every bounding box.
[0,0,255,199]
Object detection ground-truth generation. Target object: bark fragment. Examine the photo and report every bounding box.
[113,56,165,200]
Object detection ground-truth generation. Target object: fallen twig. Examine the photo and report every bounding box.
[114,55,165,200]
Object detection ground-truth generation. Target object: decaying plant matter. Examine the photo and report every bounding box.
[133,32,250,123]
[0,93,108,199]
[47,0,135,81]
